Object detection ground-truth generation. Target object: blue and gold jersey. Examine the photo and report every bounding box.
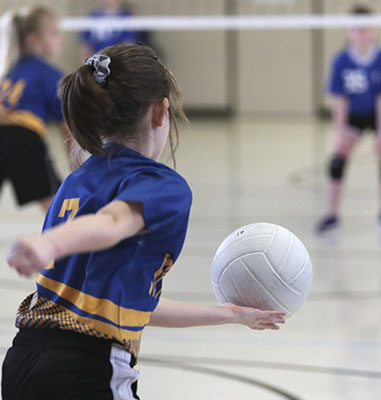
[16,144,192,356]
[328,46,381,115]
[0,55,63,136]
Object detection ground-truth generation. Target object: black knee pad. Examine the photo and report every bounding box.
[329,156,346,180]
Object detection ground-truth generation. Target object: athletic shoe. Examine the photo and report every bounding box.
[315,215,339,233]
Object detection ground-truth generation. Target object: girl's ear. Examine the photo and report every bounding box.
[152,98,169,127]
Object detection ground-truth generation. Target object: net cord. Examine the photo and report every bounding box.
[60,15,381,32]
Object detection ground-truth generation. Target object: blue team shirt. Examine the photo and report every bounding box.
[328,47,381,115]
[0,55,63,136]
[33,143,192,347]
[80,8,140,53]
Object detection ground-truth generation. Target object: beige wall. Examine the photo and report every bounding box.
[237,29,313,113]
[1,0,380,114]
[237,0,313,114]
[0,1,229,110]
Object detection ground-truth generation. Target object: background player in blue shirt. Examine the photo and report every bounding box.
[2,44,285,400]
[80,0,141,60]
[0,7,71,212]
[316,5,381,233]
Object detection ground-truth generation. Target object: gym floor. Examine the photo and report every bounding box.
[1,115,380,399]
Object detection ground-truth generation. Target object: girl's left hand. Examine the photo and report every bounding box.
[6,236,55,278]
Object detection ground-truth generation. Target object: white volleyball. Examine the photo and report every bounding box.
[211,223,313,318]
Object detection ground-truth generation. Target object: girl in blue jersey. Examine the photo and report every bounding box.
[316,5,381,233]
[80,0,140,60]
[0,7,71,212]
[2,44,285,400]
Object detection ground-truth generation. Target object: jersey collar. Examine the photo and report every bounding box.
[347,44,379,66]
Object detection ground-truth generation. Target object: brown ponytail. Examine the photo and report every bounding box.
[59,44,187,163]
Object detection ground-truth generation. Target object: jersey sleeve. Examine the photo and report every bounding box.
[43,67,64,122]
[115,170,192,234]
[328,54,345,96]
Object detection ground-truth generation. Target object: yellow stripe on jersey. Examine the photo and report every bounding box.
[16,294,142,357]
[36,273,152,329]
[64,306,143,341]
[6,110,46,137]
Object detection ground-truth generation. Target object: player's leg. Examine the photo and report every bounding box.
[328,126,360,214]
[316,125,360,233]
[2,126,61,211]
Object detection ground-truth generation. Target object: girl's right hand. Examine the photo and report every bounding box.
[6,236,55,278]
[224,303,286,330]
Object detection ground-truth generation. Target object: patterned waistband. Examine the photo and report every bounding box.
[16,293,142,358]
[0,110,46,137]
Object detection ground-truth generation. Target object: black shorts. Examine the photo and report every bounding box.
[347,113,377,134]
[2,328,140,400]
[0,125,61,205]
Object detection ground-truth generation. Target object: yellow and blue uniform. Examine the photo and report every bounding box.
[0,55,64,136]
[0,55,63,205]
[16,143,192,358]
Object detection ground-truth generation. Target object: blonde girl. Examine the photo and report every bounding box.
[0,7,70,212]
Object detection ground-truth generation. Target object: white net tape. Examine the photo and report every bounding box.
[61,15,381,32]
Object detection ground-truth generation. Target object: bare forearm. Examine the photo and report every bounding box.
[47,201,144,259]
[149,298,235,328]
[43,213,129,259]
[7,201,145,277]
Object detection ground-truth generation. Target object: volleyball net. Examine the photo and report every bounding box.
[2,0,381,115]
[61,15,381,32]
[58,0,381,31]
